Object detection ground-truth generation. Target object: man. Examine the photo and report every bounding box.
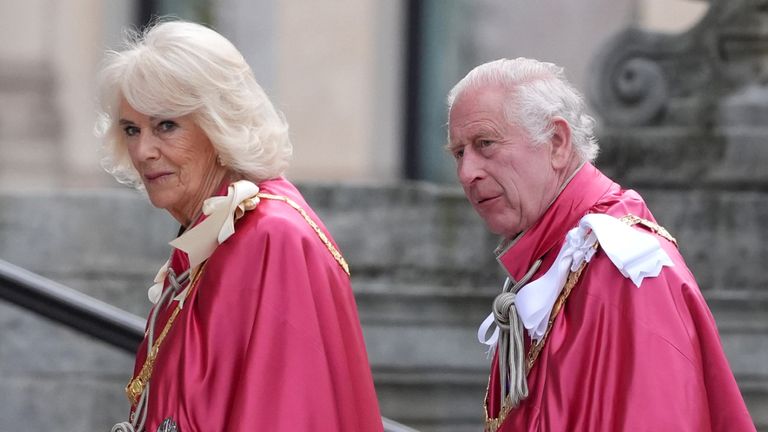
[447,58,755,431]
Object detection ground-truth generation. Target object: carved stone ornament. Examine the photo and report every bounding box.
[590,0,768,127]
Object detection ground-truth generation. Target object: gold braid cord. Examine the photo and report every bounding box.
[619,214,677,246]
[126,265,206,405]
[256,193,350,276]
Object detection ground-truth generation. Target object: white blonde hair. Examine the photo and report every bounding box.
[95,19,292,187]
[447,57,599,163]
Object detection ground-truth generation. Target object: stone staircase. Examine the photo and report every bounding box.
[0,181,764,430]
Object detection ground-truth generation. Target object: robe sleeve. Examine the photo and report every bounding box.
[527,242,755,431]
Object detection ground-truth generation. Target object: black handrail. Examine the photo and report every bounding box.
[0,257,419,431]
[0,258,145,352]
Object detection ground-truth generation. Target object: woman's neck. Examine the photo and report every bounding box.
[173,167,232,228]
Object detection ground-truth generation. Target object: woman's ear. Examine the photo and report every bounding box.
[549,116,573,170]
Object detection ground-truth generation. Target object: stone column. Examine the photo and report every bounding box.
[51,0,113,188]
[212,0,404,182]
[0,0,60,189]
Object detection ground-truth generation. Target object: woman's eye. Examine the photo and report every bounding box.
[123,125,140,137]
[454,148,464,159]
[157,120,178,133]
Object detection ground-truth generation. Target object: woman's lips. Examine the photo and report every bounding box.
[144,172,173,182]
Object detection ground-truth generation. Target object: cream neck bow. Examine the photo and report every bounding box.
[147,180,261,304]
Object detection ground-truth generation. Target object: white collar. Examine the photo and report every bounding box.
[479,213,674,347]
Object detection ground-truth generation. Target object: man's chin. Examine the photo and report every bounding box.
[479,214,522,238]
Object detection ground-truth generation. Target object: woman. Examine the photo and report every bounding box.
[97,20,383,432]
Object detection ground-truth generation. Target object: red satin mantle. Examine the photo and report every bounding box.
[487,164,755,431]
[130,177,383,431]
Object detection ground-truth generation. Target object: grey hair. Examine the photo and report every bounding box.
[447,58,599,163]
[95,19,292,187]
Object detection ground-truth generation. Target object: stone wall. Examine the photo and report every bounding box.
[0,181,764,431]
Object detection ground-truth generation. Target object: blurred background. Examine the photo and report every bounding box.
[0,0,765,430]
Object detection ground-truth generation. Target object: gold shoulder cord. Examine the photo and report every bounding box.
[619,214,678,246]
[484,214,676,431]
[256,193,350,276]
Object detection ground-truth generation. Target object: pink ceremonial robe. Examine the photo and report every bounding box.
[129,177,383,431]
[486,164,755,431]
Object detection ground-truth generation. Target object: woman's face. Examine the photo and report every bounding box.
[119,99,225,225]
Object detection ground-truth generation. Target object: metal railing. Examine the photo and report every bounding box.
[0,258,145,351]
[0,257,417,432]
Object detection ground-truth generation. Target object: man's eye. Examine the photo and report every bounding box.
[478,140,493,148]
[123,126,140,137]
[454,148,464,159]
[157,120,178,133]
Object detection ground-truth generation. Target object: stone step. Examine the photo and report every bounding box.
[706,290,768,332]
[597,129,768,188]
[355,282,768,429]
[0,188,765,429]
[1,187,765,293]
[739,376,768,431]
[373,367,487,432]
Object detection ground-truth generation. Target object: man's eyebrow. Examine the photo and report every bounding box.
[465,129,501,143]
[446,142,462,152]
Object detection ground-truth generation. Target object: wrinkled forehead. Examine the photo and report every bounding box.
[448,85,511,137]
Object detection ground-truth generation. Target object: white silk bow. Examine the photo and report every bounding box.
[478,213,674,345]
[147,180,261,304]
[170,180,260,269]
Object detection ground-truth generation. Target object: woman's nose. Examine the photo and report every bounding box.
[131,131,161,162]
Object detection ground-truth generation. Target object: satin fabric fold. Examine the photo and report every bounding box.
[486,164,754,431]
[129,177,383,431]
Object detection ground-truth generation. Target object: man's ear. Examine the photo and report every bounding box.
[550,117,573,170]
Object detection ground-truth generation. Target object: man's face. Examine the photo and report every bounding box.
[448,83,562,238]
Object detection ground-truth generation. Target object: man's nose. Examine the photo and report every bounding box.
[457,149,484,186]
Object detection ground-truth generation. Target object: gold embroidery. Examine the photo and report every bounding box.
[483,251,593,431]
[619,214,677,246]
[526,259,589,371]
[257,193,350,276]
[126,265,206,405]
[483,381,512,432]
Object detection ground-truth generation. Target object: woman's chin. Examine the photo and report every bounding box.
[146,190,176,212]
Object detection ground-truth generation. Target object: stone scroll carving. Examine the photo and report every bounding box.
[590,0,768,127]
